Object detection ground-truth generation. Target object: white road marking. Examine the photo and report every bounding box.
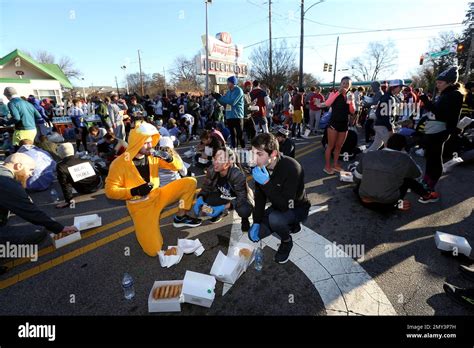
[224,210,397,316]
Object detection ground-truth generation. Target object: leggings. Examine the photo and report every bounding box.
[227,118,245,149]
[423,131,450,190]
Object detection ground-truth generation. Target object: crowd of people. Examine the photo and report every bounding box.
[1,66,474,308]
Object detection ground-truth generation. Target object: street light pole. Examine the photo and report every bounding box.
[205,0,211,95]
[121,65,129,95]
[299,0,324,90]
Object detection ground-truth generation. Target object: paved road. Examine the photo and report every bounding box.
[0,133,473,316]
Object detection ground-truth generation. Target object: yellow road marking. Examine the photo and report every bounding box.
[0,141,321,288]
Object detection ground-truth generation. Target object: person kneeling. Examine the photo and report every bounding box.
[353,133,439,212]
[193,147,253,231]
[55,143,102,209]
[247,133,311,264]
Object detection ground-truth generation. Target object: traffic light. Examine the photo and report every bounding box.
[457,43,465,54]
[328,64,333,72]
[419,55,424,65]
[323,63,328,72]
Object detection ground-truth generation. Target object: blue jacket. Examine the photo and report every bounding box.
[217,86,244,120]
[30,98,47,124]
[7,97,42,130]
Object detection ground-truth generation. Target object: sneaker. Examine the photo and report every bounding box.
[460,264,474,282]
[418,192,440,204]
[443,283,474,311]
[241,218,250,232]
[173,215,202,228]
[274,237,293,264]
[209,211,228,224]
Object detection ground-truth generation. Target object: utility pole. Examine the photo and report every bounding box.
[269,0,273,82]
[464,25,474,83]
[163,66,168,98]
[205,0,211,96]
[138,49,144,96]
[115,76,120,96]
[299,0,304,90]
[332,36,339,89]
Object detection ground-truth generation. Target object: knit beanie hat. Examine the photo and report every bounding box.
[437,66,459,84]
[227,76,238,85]
[57,143,75,159]
[3,87,17,97]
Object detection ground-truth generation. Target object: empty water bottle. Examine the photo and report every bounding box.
[50,189,59,203]
[254,241,263,271]
[122,273,135,300]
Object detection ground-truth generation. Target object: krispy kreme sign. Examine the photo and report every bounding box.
[202,33,243,60]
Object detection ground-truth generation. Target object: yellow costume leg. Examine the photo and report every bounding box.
[128,177,197,257]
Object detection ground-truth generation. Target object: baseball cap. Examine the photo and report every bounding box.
[388,79,407,88]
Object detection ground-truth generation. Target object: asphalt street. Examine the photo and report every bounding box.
[0,132,473,316]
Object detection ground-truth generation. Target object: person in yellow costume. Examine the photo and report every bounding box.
[105,122,202,256]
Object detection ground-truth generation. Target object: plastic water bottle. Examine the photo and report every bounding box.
[50,189,59,203]
[121,273,135,300]
[254,241,263,271]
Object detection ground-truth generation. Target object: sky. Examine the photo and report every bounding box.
[0,0,470,88]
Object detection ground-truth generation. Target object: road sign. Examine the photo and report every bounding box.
[429,49,450,58]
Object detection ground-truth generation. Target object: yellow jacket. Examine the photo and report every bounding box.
[105,122,183,201]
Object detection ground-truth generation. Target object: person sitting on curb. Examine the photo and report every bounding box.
[55,143,102,209]
[247,133,311,264]
[275,126,295,158]
[353,134,440,212]
[0,153,77,245]
[193,146,253,231]
[105,122,202,257]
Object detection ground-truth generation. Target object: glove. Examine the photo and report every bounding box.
[130,182,154,197]
[207,205,226,218]
[211,92,221,100]
[252,166,270,185]
[248,223,260,243]
[193,196,205,216]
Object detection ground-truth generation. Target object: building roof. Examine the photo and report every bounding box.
[0,49,73,88]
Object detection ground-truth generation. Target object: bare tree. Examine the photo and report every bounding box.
[169,55,204,92]
[411,31,461,92]
[352,41,398,82]
[23,49,83,80]
[57,56,82,80]
[250,40,298,94]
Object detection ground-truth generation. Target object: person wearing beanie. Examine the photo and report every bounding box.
[3,87,43,148]
[105,122,202,257]
[212,76,245,149]
[275,126,295,158]
[0,152,78,246]
[55,142,101,209]
[418,66,466,196]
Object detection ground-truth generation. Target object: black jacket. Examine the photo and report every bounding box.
[57,156,100,203]
[420,85,465,133]
[253,155,311,224]
[280,138,295,158]
[199,165,254,216]
[375,91,398,131]
[0,166,63,233]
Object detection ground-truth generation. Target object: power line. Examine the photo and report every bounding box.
[244,22,464,48]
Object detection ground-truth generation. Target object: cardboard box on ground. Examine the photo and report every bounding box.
[50,214,102,249]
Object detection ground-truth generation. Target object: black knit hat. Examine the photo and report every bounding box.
[436,66,459,84]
